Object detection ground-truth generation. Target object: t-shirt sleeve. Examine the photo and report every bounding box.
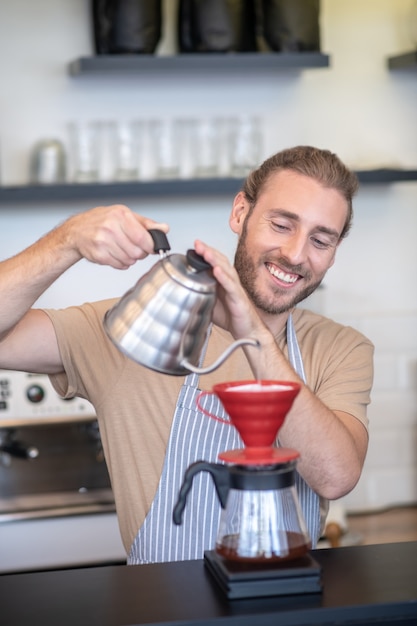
[307,325,374,430]
[43,299,120,404]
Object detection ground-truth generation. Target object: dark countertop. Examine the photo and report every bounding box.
[1,541,416,625]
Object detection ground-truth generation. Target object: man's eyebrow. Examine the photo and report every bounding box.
[267,209,341,240]
[267,208,298,220]
[315,225,341,241]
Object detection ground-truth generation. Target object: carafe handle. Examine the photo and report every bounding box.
[173,461,230,525]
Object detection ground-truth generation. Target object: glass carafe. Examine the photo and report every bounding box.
[215,463,311,562]
[173,460,311,563]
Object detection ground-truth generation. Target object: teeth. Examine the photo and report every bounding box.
[267,264,298,284]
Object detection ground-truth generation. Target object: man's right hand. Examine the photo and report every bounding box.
[64,205,169,270]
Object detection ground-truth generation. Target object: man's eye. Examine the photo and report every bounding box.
[271,222,289,231]
[312,237,330,249]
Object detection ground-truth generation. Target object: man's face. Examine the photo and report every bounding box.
[231,170,349,316]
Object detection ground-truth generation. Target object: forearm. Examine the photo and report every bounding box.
[246,333,368,500]
[279,388,366,499]
[0,223,80,340]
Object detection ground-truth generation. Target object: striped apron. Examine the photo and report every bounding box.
[128,313,320,564]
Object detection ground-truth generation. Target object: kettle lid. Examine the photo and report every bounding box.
[163,250,216,292]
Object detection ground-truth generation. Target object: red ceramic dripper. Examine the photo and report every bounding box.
[197,380,301,465]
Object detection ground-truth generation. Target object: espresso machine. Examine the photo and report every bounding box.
[0,370,123,573]
[173,380,322,599]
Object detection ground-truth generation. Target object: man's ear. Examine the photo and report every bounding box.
[229,192,249,234]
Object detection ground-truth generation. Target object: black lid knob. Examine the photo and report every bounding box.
[186,249,212,272]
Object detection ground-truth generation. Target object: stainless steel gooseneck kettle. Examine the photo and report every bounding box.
[104,229,259,375]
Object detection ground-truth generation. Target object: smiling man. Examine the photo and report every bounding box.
[0,145,374,564]
[233,173,344,314]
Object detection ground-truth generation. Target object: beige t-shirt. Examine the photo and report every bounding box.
[46,300,373,552]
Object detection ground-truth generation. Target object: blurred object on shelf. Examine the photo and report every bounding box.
[61,114,265,185]
[178,0,257,53]
[29,139,67,185]
[149,118,182,180]
[92,0,162,54]
[191,117,221,179]
[230,115,263,177]
[260,0,321,52]
[109,120,144,181]
[68,121,102,183]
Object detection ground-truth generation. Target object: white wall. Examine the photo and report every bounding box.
[0,0,416,512]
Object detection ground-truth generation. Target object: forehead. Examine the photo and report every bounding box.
[255,170,348,235]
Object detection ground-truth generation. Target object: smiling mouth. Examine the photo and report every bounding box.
[266,263,300,285]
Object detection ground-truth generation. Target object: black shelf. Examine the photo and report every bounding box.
[0,178,244,204]
[68,52,330,76]
[355,168,417,183]
[387,50,417,71]
[0,170,416,205]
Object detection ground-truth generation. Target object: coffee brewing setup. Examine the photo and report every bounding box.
[104,232,322,599]
[173,380,322,600]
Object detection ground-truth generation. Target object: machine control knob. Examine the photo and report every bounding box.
[26,384,45,404]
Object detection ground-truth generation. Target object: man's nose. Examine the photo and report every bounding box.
[280,233,308,264]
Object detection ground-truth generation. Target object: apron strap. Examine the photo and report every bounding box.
[287,312,307,384]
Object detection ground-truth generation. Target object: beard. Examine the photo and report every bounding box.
[234,234,323,316]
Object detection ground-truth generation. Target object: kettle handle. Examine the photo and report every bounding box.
[148,229,171,254]
[173,461,230,525]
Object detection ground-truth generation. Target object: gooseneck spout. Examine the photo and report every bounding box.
[181,338,260,375]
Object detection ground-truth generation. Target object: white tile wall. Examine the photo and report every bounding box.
[341,311,417,512]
